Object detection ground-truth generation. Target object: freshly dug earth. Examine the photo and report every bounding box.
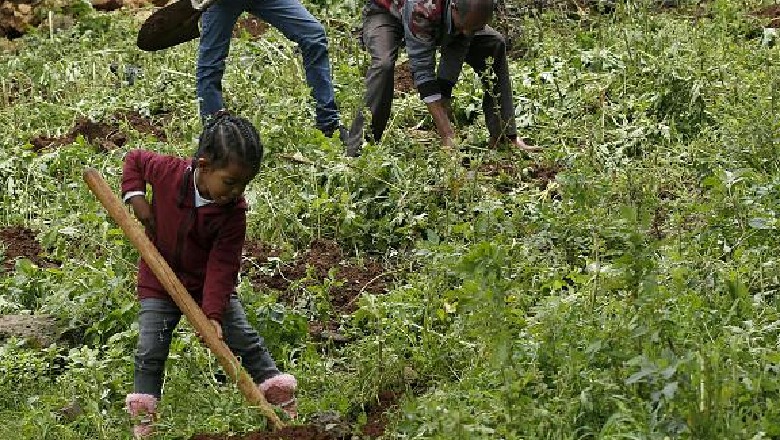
[30,111,167,152]
[478,160,562,190]
[234,16,269,39]
[190,390,402,440]
[243,239,391,313]
[0,226,59,272]
[753,4,780,27]
[394,61,414,94]
[191,426,340,440]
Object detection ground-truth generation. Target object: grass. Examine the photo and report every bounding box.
[1,0,780,438]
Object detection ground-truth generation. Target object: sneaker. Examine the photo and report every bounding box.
[126,393,157,439]
[259,374,298,419]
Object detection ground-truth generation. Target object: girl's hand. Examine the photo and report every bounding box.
[129,196,156,236]
[196,319,223,344]
[210,319,223,340]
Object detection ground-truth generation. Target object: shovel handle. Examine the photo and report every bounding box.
[82,167,284,430]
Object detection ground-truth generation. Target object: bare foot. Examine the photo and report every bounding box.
[490,136,542,153]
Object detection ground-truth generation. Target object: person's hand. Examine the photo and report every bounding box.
[195,319,223,344]
[129,196,156,235]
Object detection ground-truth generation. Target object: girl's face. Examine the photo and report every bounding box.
[196,158,255,205]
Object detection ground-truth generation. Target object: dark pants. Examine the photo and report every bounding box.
[347,11,518,153]
[133,297,280,398]
[197,0,340,131]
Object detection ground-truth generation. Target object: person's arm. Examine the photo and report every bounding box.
[403,1,456,146]
[201,211,247,324]
[122,150,175,233]
[426,100,455,146]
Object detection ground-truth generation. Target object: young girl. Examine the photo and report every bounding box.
[121,114,297,438]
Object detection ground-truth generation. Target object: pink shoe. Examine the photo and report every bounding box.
[259,374,298,419]
[126,393,157,439]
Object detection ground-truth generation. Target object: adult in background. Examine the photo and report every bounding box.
[181,0,347,140]
[346,0,537,156]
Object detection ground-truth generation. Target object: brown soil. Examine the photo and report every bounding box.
[191,426,340,440]
[650,206,666,240]
[526,162,562,189]
[234,16,269,39]
[0,226,59,272]
[360,390,401,438]
[394,61,414,94]
[308,320,349,343]
[243,239,391,313]
[190,390,402,440]
[30,111,166,152]
[478,160,519,178]
[753,4,780,27]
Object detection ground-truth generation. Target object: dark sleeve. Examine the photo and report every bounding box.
[201,210,246,322]
[403,0,443,103]
[121,150,177,198]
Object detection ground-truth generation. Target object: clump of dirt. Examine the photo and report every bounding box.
[123,110,168,140]
[243,239,391,313]
[30,111,167,152]
[394,61,414,94]
[360,390,401,438]
[650,206,667,240]
[190,390,403,440]
[192,426,340,440]
[234,16,269,39]
[31,118,126,152]
[753,4,780,27]
[525,162,562,189]
[478,160,519,177]
[0,226,59,272]
[308,320,349,343]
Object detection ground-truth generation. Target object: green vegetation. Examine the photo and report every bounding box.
[1,0,779,438]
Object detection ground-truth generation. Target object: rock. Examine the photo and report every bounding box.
[0,314,61,347]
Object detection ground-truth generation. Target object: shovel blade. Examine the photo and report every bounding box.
[137,0,203,51]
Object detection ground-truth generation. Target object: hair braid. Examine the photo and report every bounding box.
[195,112,263,175]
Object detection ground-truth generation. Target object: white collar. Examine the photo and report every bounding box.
[193,168,214,208]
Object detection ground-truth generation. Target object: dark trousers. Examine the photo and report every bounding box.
[347,11,518,152]
[133,297,280,398]
[197,0,340,131]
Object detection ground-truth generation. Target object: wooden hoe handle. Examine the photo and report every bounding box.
[83,167,284,431]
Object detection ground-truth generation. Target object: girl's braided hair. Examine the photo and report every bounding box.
[196,111,263,175]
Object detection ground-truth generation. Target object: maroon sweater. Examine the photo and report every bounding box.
[121,150,248,322]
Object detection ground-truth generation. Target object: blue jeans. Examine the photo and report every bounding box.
[133,297,280,398]
[197,0,340,131]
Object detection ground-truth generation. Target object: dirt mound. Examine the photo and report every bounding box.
[477,160,562,193]
[753,4,780,27]
[526,161,562,189]
[0,1,38,38]
[30,111,167,152]
[243,239,391,313]
[190,390,402,440]
[234,16,269,39]
[192,426,339,440]
[394,61,414,94]
[0,226,59,272]
[360,390,400,438]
